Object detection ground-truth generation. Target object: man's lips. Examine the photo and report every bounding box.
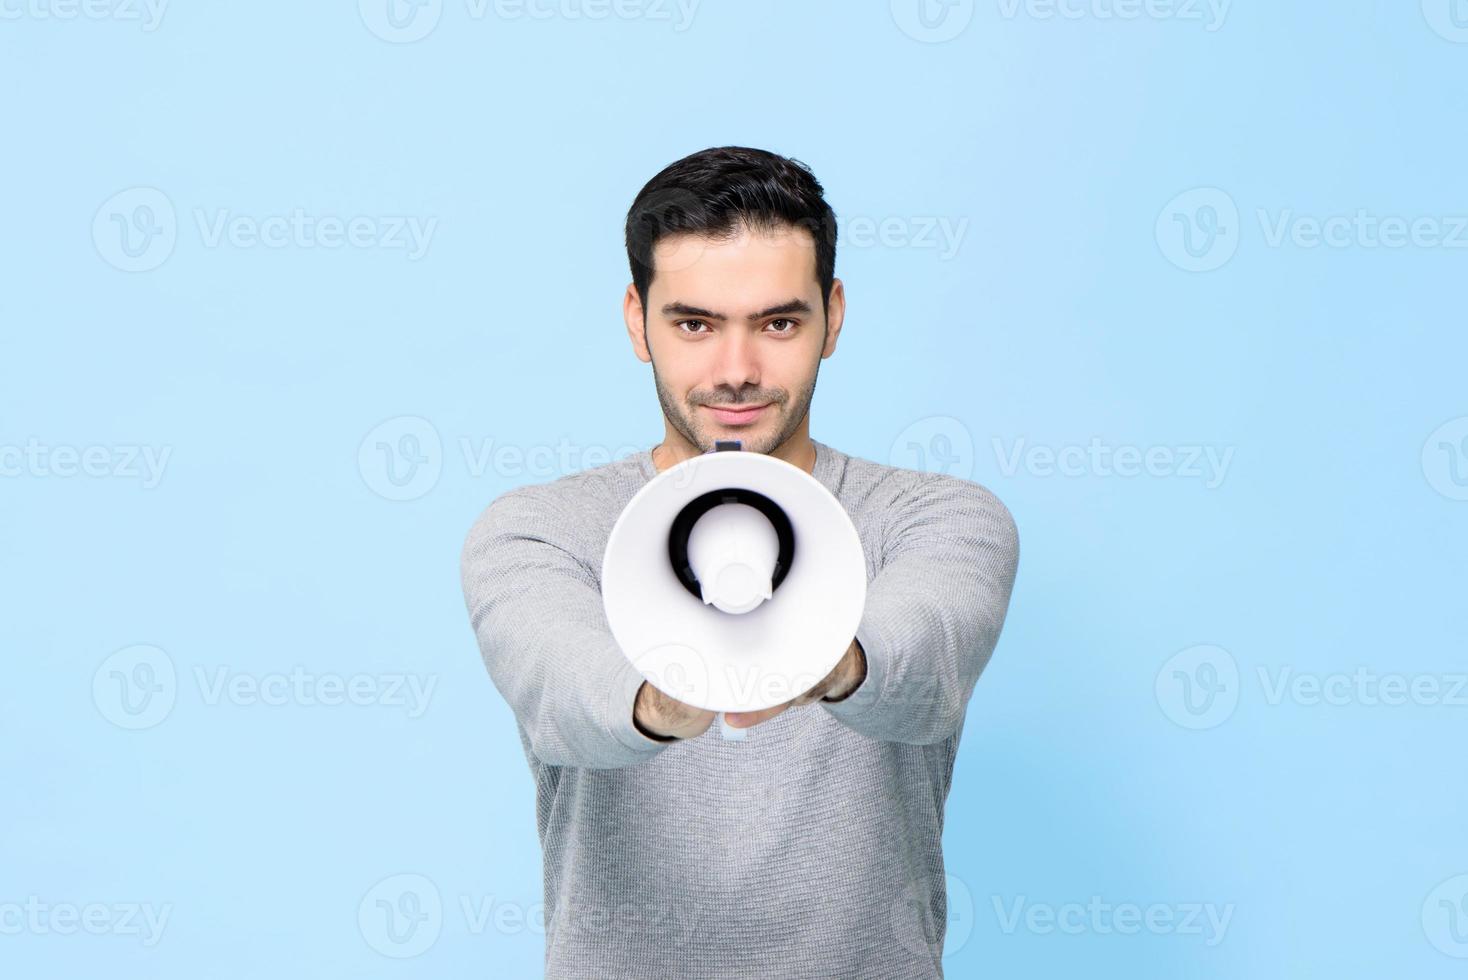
[705,403,769,425]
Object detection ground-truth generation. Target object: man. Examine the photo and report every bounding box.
[460,146,1020,979]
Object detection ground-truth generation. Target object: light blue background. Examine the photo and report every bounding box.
[4,2,1466,977]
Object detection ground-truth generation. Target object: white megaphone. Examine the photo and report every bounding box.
[602,440,867,741]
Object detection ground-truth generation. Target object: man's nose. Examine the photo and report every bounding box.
[712,329,760,389]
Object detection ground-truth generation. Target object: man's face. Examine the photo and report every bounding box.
[624,220,844,457]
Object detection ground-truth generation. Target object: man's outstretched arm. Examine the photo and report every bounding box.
[821,472,1020,745]
[460,487,679,769]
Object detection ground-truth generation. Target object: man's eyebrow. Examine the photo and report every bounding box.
[660,298,814,321]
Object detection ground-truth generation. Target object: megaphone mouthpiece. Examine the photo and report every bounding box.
[667,487,796,613]
[687,501,779,614]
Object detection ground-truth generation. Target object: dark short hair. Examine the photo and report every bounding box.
[624,146,838,318]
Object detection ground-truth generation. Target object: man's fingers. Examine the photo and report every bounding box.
[725,671,841,727]
[636,682,716,739]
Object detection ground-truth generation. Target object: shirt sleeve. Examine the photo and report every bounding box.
[820,471,1020,745]
[460,487,676,769]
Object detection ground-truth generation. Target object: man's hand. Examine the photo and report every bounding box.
[723,638,866,730]
[633,680,717,741]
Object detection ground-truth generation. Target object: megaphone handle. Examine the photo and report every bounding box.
[716,711,747,742]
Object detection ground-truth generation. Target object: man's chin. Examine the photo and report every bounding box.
[707,431,779,455]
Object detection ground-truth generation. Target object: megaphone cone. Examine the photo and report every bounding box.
[602,441,867,719]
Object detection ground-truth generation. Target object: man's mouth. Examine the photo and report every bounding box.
[705,403,769,426]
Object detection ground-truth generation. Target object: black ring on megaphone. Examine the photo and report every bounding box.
[666,488,796,605]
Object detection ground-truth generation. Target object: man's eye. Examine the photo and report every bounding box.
[677,319,796,334]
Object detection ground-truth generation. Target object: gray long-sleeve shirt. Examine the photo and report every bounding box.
[460,438,1020,979]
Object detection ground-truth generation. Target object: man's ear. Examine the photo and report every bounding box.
[821,278,846,359]
[623,283,651,363]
